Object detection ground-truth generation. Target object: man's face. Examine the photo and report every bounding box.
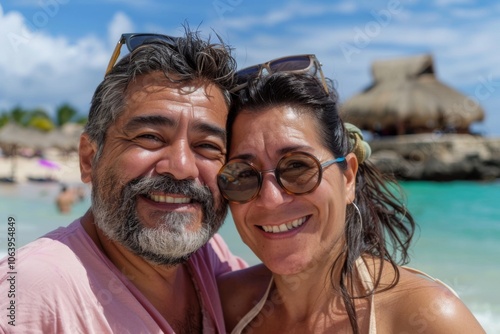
[84,73,229,265]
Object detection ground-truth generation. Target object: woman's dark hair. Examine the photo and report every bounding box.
[228,72,416,334]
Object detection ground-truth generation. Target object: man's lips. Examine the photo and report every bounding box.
[146,193,192,204]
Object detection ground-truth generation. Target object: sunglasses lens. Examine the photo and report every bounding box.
[234,65,261,86]
[127,34,177,51]
[217,161,261,203]
[278,153,320,194]
[268,55,313,74]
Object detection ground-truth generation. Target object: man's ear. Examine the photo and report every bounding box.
[79,133,97,184]
[343,152,358,204]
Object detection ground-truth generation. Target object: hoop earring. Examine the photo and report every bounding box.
[352,202,363,234]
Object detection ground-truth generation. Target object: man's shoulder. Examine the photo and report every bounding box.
[0,219,92,285]
[0,220,99,328]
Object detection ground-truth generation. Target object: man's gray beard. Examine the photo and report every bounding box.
[91,174,227,266]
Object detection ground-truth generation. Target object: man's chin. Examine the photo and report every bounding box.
[124,224,211,263]
[139,250,194,267]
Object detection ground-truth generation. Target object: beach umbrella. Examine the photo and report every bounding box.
[38,159,61,170]
[341,54,484,135]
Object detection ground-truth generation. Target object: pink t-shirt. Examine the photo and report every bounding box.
[0,219,246,333]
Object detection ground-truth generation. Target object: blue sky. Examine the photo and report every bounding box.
[1,0,499,135]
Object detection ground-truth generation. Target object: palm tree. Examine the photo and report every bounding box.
[55,103,78,127]
[0,112,8,127]
[10,106,29,126]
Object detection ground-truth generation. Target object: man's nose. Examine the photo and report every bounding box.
[154,139,199,180]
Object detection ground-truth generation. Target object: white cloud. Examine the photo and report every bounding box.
[0,5,112,116]
[450,7,492,19]
[107,11,135,46]
[434,0,474,6]
[222,1,358,30]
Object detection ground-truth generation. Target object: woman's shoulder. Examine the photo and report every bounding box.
[376,264,485,333]
[218,263,272,331]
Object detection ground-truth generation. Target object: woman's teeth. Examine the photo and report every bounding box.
[149,194,191,204]
[261,217,306,233]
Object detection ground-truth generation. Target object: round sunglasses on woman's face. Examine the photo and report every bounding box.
[217,151,345,203]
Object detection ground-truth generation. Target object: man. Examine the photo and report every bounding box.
[0,29,245,333]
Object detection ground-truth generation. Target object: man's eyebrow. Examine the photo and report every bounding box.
[193,121,227,146]
[123,115,176,132]
[123,115,226,144]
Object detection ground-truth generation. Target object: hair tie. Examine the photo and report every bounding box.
[344,123,371,164]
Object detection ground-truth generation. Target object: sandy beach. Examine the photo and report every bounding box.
[0,148,83,185]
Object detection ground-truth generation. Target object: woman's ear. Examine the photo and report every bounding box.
[79,133,96,184]
[343,152,358,204]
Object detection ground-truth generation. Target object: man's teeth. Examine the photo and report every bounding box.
[261,217,306,233]
[149,194,191,204]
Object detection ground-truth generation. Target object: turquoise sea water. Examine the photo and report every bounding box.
[0,180,499,332]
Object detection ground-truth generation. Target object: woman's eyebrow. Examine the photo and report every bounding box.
[229,145,311,161]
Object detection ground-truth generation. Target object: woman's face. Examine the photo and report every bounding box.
[228,105,357,275]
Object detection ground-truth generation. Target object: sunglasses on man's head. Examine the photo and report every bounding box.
[217,151,345,204]
[105,33,179,76]
[230,54,328,94]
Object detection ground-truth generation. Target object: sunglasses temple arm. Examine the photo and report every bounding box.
[105,40,123,76]
[317,63,329,93]
[321,157,346,168]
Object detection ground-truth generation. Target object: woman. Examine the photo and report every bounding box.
[217,55,484,333]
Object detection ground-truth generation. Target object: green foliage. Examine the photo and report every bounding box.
[10,106,29,126]
[0,113,8,127]
[23,108,54,131]
[28,115,55,131]
[0,103,87,130]
[75,115,88,125]
[56,103,78,126]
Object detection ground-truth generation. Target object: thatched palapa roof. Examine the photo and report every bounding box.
[341,54,484,136]
[0,122,83,151]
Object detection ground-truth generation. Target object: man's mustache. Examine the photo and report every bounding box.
[126,174,214,204]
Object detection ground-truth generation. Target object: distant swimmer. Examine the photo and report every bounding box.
[55,184,76,214]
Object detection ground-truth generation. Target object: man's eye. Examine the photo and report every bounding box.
[195,142,224,159]
[138,134,161,141]
[133,133,164,149]
[197,142,221,151]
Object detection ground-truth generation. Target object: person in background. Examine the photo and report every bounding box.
[55,183,76,214]
[217,55,485,333]
[0,28,246,333]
